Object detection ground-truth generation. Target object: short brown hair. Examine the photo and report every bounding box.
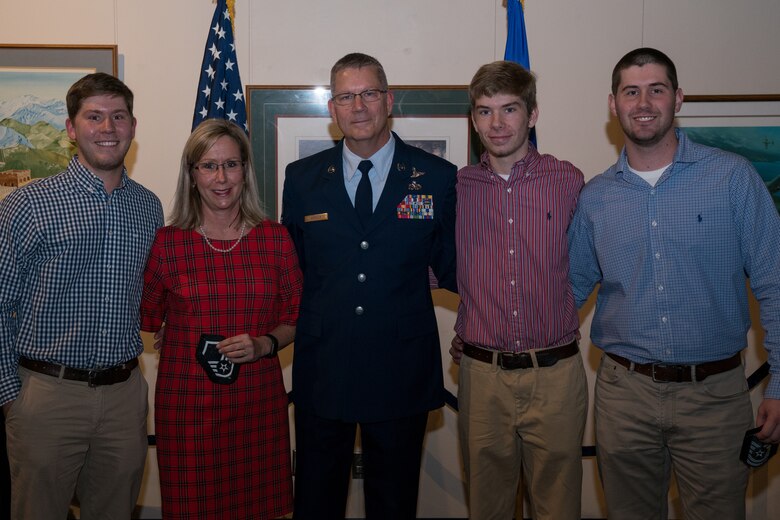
[469,61,537,115]
[169,119,266,229]
[611,47,678,95]
[330,53,389,94]
[66,72,134,120]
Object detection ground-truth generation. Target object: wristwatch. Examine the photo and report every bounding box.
[263,333,279,358]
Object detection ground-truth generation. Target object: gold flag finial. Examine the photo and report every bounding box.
[226,0,236,32]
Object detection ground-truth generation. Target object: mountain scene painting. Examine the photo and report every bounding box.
[680,125,780,214]
[0,68,87,200]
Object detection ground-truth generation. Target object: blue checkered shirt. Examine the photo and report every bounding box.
[0,157,163,405]
[568,130,780,398]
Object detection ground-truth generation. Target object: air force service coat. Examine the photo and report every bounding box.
[282,133,457,423]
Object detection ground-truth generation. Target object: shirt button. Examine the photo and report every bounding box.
[515,340,521,347]
[655,252,661,259]
[650,189,656,195]
[658,285,664,291]
[507,187,512,193]
[512,310,518,317]
[360,241,369,250]
[508,218,514,224]
[357,273,366,282]
[355,306,364,315]
[510,280,516,286]
[662,316,668,323]
[509,249,515,255]
[651,221,658,227]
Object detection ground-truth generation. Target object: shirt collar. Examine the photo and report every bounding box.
[479,143,541,178]
[343,134,396,182]
[68,155,129,195]
[614,128,700,179]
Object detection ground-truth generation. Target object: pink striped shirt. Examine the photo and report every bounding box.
[455,147,583,352]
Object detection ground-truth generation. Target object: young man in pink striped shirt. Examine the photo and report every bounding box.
[450,61,586,520]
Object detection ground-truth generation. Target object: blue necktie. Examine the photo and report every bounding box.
[355,160,374,223]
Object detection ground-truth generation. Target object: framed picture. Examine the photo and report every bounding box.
[247,85,479,219]
[677,94,780,213]
[0,44,118,200]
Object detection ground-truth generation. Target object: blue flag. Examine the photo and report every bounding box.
[192,0,247,133]
[504,0,535,146]
[504,0,530,69]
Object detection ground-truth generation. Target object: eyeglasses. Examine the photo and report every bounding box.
[193,160,244,174]
[331,89,388,106]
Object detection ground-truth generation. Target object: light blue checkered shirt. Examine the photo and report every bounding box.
[0,156,163,404]
[568,130,780,398]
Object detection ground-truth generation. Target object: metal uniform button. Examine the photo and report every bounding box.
[355,306,364,315]
[357,273,366,282]
[360,241,369,250]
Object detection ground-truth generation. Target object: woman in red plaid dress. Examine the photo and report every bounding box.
[141,119,302,519]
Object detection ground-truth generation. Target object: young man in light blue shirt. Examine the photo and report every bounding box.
[568,47,780,519]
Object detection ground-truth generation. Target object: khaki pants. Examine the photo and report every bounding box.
[458,351,588,520]
[595,353,752,520]
[6,365,148,520]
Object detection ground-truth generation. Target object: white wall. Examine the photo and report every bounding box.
[2,0,779,517]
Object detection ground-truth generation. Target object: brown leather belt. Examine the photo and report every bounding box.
[463,340,578,370]
[19,357,138,387]
[606,352,741,383]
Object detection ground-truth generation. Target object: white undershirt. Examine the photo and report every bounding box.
[628,162,672,187]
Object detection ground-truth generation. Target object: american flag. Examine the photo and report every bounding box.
[192,0,247,132]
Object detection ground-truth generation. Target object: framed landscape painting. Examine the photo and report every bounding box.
[0,44,117,200]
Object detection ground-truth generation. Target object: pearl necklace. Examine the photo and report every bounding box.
[199,222,247,253]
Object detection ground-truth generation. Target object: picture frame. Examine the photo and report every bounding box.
[0,44,117,76]
[0,44,118,197]
[677,94,780,213]
[247,85,479,219]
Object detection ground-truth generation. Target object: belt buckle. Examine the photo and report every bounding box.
[88,369,111,387]
[651,363,685,383]
[498,352,531,370]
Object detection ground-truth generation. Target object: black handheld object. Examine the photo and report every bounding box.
[196,334,240,385]
[740,427,778,468]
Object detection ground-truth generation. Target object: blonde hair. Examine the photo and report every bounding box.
[169,119,265,229]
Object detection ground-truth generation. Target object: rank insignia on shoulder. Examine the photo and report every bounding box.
[397,194,434,220]
[408,181,422,191]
